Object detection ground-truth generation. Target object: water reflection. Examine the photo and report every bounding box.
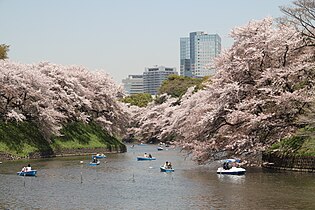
[217,174,246,184]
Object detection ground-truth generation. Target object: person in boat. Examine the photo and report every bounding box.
[223,162,229,170]
[144,153,149,158]
[23,164,31,172]
[164,161,170,169]
[26,164,32,171]
[92,157,97,163]
[167,162,172,169]
[148,153,152,158]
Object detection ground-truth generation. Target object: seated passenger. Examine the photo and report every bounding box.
[26,164,32,171]
[167,162,172,169]
[223,162,228,170]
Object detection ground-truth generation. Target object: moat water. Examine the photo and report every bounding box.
[0,144,314,209]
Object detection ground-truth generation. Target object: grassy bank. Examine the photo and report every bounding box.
[267,126,315,156]
[0,120,52,157]
[0,120,126,159]
[52,121,125,152]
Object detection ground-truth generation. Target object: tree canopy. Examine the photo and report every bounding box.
[121,93,153,107]
[158,74,208,98]
[280,0,315,45]
[0,44,9,59]
[0,61,129,141]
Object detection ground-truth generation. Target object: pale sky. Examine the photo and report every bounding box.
[0,0,291,83]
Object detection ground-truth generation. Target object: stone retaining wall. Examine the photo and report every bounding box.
[0,144,127,161]
[262,152,315,172]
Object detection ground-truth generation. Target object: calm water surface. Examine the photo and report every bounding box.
[0,144,315,210]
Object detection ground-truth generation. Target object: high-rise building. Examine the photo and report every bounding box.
[122,75,144,95]
[143,66,177,95]
[180,37,191,77]
[180,31,221,77]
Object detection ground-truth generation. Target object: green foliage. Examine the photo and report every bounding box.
[0,44,9,59]
[0,120,52,157]
[154,94,168,105]
[158,74,209,98]
[121,93,153,107]
[0,120,126,158]
[268,126,315,156]
[52,121,125,151]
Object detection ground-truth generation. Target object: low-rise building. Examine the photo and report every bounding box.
[122,74,144,95]
[143,66,177,95]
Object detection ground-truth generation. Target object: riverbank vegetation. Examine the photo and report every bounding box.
[0,61,129,159]
[267,126,315,157]
[0,121,125,159]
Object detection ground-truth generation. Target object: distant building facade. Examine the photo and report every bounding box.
[180,31,221,77]
[180,37,191,77]
[122,74,144,95]
[143,66,177,95]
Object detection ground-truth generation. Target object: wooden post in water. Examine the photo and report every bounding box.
[80,161,84,184]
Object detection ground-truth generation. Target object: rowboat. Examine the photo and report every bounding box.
[216,167,246,175]
[89,160,100,166]
[160,166,174,172]
[217,159,246,175]
[17,170,37,176]
[137,156,156,161]
[157,147,163,151]
[93,154,106,159]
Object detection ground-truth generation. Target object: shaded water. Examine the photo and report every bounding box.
[0,144,315,209]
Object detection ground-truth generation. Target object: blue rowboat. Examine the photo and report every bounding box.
[93,154,106,159]
[137,156,156,161]
[160,166,174,172]
[89,160,100,166]
[17,170,37,176]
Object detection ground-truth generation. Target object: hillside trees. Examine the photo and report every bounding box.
[158,75,208,98]
[121,93,153,107]
[0,61,129,141]
[130,18,315,163]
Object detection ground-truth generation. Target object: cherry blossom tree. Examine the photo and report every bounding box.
[280,0,315,45]
[0,61,129,141]
[131,18,315,164]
